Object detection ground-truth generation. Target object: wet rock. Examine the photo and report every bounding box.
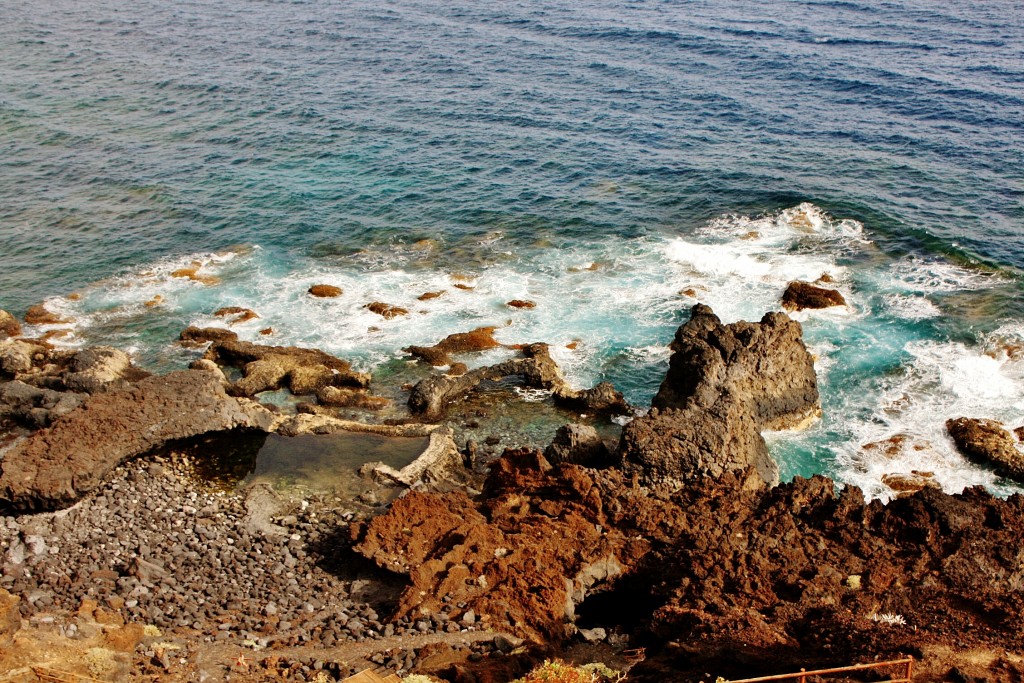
[0,310,21,339]
[881,471,940,497]
[365,302,409,319]
[620,305,819,485]
[0,369,274,511]
[544,424,611,467]
[0,588,20,648]
[946,417,1024,482]
[308,284,343,298]
[64,346,147,393]
[506,300,536,309]
[204,340,369,397]
[316,386,390,411]
[24,304,69,325]
[781,281,847,311]
[170,264,220,286]
[404,327,502,366]
[409,343,629,421]
[213,306,260,323]
[418,291,445,301]
[180,326,239,344]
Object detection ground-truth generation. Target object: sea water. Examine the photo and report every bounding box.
[1,0,1022,500]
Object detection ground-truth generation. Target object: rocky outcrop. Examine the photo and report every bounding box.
[0,340,39,377]
[0,310,21,339]
[203,340,369,397]
[180,326,239,344]
[619,305,819,485]
[63,346,148,394]
[308,284,343,298]
[0,381,84,430]
[781,281,847,311]
[544,424,611,467]
[404,327,502,366]
[407,343,629,421]
[0,369,274,511]
[946,417,1024,482]
[365,302,409,319]
[24,304,68,325]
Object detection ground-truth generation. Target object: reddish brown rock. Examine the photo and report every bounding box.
[0,310,21,339]
[881,470,940,497]
[418,291,445,301]
[0,588,19,649]
[405,327,502,366]
[24,304,69,325]
[453,283,475,291]
[170,264,220,286]
[365,302,409,319]
[781,281,847,311]
[180,326,239,345]
[213,306,260,323]
[0,369,273,511]
[308,284,343,298]
[507,300,537,309]
[316,386,390,411]
[947,417,1024,482]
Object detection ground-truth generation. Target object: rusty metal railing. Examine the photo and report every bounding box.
[722,656,914,683]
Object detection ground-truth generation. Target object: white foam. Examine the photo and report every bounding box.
[882,293,941,320]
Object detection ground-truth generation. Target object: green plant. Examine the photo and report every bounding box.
[512,659,623,683]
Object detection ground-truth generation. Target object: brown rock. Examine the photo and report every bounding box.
[63,346,148,394]
[881,471,940,497]
[316,386,390,410]
[861,434,931,459]
[24,304,68,325]
[418,291,445,301]
[507,300,537,309]
[405,327,502,366]
[1015,426,1024,442]
[0,310,21,339]
[544,424,611,467]
[447,362,469,376]
[308,284,343,298]
[0,369,274,511]
[180,326,239,345]
[204,340,369,397]
[365,302,409,319]
[213,306,260,323]
[259,327,274,336]
[946,417,1024,482]
[453,283,475,291]
[781,281,847,311]
[170,264,220,286]
[144,295,164,307]
[0,588,19,649]
[104,623,146,652]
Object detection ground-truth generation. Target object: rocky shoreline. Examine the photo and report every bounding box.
[2,301,1024,682]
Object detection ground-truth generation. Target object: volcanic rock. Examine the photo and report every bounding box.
[946,417,1024,482]
[781,281,847,311]
[180,326,239,344]
[0,310,21,339]
[213,306,260,323]
[203,340,369,397]
[63,346,147,394]
[0,380,84,430]
[407,343,629,421]
[24,304,68,325]
[308,284,343,298]
[0,369,274,511]
[881,470,940,497]
[544,424,611,467]
[404,327,502,366]
[619,304,819,485]
[365,302,409,319]
[316,386,390,411]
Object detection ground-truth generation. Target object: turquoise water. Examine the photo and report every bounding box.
[1,0,1022,499]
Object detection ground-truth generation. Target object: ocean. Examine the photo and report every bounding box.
[1,0,1022,499]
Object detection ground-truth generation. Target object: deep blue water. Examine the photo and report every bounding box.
[1,0,1022,498]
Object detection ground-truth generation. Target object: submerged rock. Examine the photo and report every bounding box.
[0,369,274,511]
[946,417,1024,482]
[619,304,819,485]
[365,302,409,319]
[781,280,847,311]
[213,306,260,323]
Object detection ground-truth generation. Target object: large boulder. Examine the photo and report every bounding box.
[203,340,369,397]
[63,346,148,393]
[946,417,1024,482]
[0,369,274,511]
[619,305,819,485]
[781,281,847,311]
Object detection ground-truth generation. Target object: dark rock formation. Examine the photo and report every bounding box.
[619,305,819,485]
[0,381,84,430]
[180,326,239,344]
[203,340,369,397]
[946,417,1024,482]
[407,343,629,421]
[0,310,21,339]
[781,281,847,311]
[404,327,502,366]
[308,284,342,298]
[0,369,274,511]
[365,302,409,319]
[544,424,611,467]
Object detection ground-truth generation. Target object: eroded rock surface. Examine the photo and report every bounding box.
[947,417,1024,482]
[0,369,274,511]
[619,304,819,485]
[204,340,370,397]
[781,280,847,311]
